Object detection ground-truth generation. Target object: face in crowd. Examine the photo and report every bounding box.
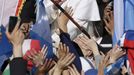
[19,22,32,38]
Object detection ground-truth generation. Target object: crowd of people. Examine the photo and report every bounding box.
[0,0,132,75]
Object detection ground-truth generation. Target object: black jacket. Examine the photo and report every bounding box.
[10,58,27,75]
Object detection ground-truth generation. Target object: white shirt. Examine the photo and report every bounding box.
[62,0,100,39]
[44,0,100,39]
[43,0,58,23]
[0,0,18,27]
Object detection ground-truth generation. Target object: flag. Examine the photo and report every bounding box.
[32,0,52,44]
[23,39,41,70]
[0,26,12,56]
[119,30,134,74]
[30,0,53,58]
[0,0,18,27]
[113,0,124,45]
[114,0,134,74]
[105,55,126,75]
[123,0,134,74]
[124,0,134,31]
[0,25,12,71]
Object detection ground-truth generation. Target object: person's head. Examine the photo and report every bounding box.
[20,22,33,38]
[104,2,113,17]
[103,2,114,36]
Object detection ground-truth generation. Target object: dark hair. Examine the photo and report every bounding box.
[20,0,36,24]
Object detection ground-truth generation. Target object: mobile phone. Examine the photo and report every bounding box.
[8,16,18,33]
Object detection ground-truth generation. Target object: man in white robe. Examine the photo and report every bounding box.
[44,0,100,39]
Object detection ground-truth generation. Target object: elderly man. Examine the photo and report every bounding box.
[44,0,100,39]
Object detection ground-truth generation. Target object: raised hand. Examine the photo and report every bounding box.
[109,46,126,64]
[6,20,25,47]
[56,53,76,69]
[98,52,111,75]
[103,7,114,36]
[36,59,54,75]
[68,64,84,75]
[25,45,48,67]
[74,34,99,57]
[57,6,73,32]
[57,42,69,59]
[6,20,25,57]
[53,52,76,75]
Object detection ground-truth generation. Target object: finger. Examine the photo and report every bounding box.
[66,46,69,53]
[103,18,109,26]
[43,46,48,58]
[49,60,55,69]
[76,37,85,45]
[41,45,46,53]
[77,36,89,48]
[79,35,88,44]
[65,7,70,13]
[66,55,75,66]
[81,70,85,75]
[63,44,67,53]
[43,59,48,68]
[65,53,76,66]
[26,54,33,61]
[83,34,90,40]
[100,51,105,57]
[47,59,53,68]
[12,20,21,34]
[68,8,73,16]
[68,66,76,75]
[41,45,47,56]
[105,26,111,34]
[60,42,63,51]
[24,54,31,61]
[6,31,11,40]
[104,53,110,65]
[72,64,79,74]
[29,50,36,58]
[110,11,113,20]
[107,14,111,22]
[32,49,38,57]
[64,5,68,11]
[60,53,71,64]
[53,60,57,65]
[19,29,25,38]
[112,45,118,51]
[57,42,61,52]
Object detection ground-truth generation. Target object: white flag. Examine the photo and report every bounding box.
[0,0,18,27]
